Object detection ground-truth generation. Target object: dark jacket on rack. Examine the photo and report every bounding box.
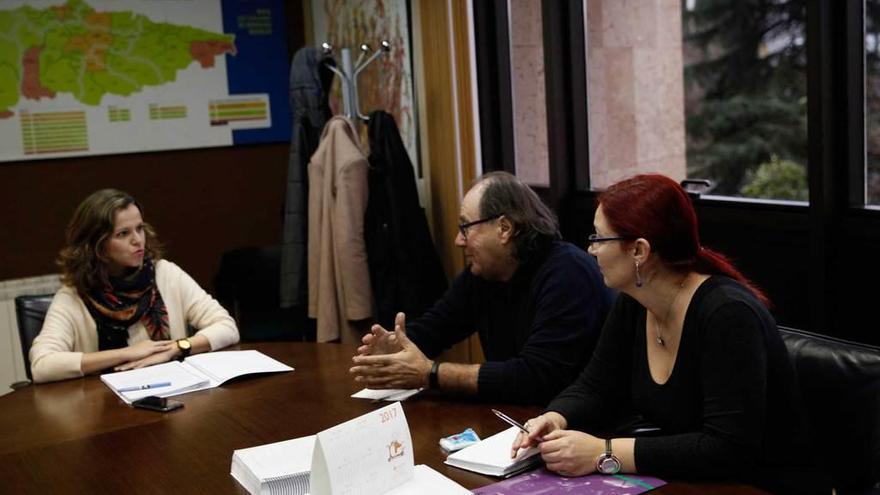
[365,111,448,328]
[280,47,335,308]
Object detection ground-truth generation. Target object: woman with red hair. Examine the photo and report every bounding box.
[512,174,827,494]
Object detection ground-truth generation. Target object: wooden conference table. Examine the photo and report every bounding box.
[0,342,769,494]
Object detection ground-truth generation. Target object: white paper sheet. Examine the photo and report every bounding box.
[350,388,422,401]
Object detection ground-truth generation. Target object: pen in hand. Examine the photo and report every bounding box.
[117,382,172,393]
[492,408,530,434]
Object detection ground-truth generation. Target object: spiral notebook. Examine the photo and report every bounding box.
[230,435,315,495]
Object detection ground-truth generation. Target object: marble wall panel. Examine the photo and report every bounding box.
[510,0,549,186]
[586,0,685,188]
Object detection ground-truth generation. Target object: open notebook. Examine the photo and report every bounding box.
[101,350,293,404]
[445,426,541,477]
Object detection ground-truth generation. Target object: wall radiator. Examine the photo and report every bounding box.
[0,274,61,394]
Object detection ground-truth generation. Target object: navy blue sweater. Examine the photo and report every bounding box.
[407,241,613,405]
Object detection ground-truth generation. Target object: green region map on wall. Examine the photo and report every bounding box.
[0,0,291,162]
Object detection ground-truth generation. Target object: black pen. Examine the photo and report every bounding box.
[491,408,530,434]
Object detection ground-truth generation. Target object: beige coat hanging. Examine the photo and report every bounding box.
[308,116,373,343]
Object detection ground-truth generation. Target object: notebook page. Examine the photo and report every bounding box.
[384,465,470,494]
[183,350,293,386]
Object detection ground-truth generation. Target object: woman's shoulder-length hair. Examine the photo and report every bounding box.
[57,189,163,294]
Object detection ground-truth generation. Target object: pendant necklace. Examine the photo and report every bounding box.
[654,277,687,347]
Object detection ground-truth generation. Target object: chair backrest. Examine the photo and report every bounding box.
[779,326,880,492]
[14,294,54,381]
[214,246,306,341]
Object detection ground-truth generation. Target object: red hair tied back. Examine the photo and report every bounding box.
[599,174,770,307]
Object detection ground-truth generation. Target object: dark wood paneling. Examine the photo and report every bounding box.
[416,0,477,363]
[0,144,288,289]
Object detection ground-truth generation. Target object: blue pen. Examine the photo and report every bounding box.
[117,382,172,393]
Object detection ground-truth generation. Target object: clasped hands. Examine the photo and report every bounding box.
[114,339,179,371]
[349,312,433,389]
[510,412,607,478]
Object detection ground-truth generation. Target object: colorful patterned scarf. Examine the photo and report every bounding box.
[84,257,170,350]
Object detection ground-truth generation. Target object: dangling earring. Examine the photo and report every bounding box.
[635,260,643,288]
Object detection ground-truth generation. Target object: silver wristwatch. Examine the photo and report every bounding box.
[596,438,621,474]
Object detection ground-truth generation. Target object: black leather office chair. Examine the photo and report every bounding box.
[14,294,55,384]
[779,326,880,494]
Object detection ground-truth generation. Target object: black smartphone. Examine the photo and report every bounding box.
[132,395,184,412]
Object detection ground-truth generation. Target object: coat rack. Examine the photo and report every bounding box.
[322,41,391,121]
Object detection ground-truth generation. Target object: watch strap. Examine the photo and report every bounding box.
[429,361,440,389]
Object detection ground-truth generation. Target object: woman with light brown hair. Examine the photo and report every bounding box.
[30,189,239,383]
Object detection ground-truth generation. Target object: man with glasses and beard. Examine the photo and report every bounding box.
[350,172,613,405]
